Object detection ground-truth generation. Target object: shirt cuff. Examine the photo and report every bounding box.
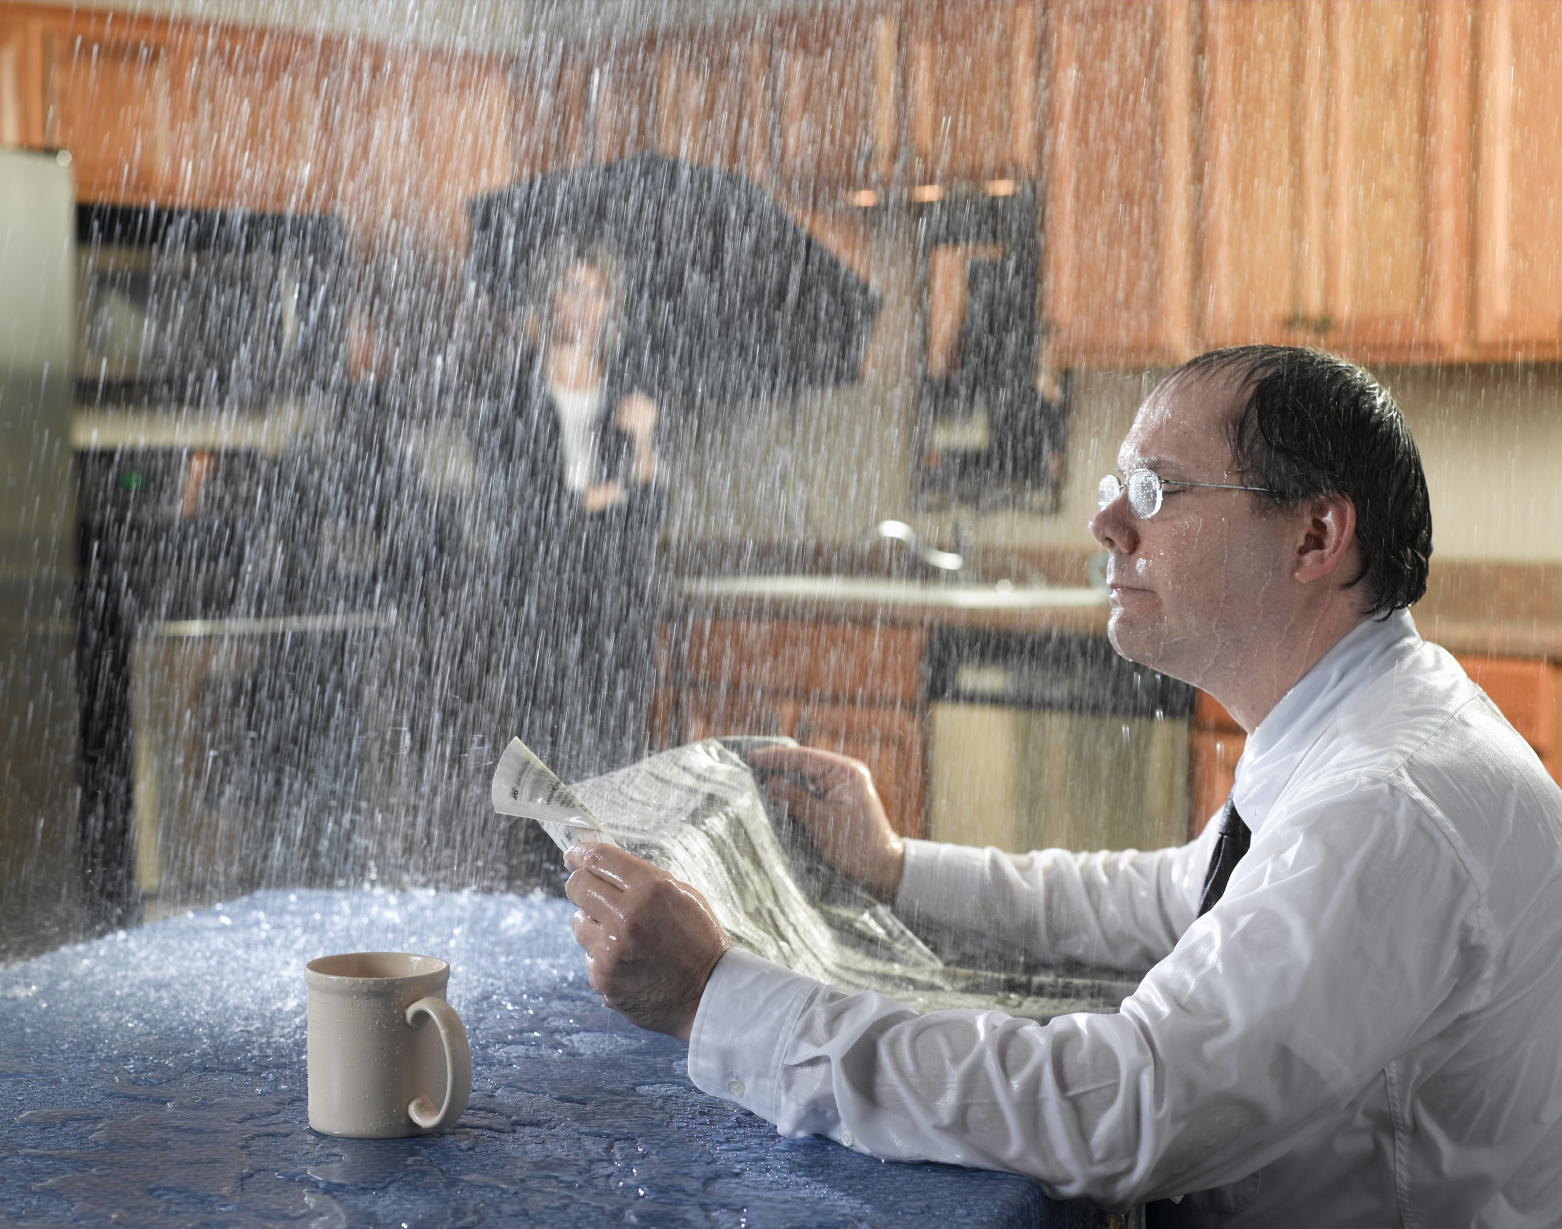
[894,838,1001,930]
[687,947,822,1125]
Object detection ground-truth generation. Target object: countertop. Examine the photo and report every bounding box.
[0,890,1119,1229]
[667,547,1562,659]
[675,573,1112,636]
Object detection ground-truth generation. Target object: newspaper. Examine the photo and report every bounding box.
[491,735,1139,1020]
[559,738,1142,1022]
[490,737,619,852]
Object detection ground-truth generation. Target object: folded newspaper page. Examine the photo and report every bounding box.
[491,737,619,852]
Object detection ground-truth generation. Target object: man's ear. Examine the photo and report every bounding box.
[1293,492,1358,586]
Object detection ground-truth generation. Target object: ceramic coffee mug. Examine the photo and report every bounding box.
[305,951,472,1138]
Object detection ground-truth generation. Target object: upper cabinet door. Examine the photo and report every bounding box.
[653,35,755,173]
[183,35,333,214]
[771,6,883,188]
[1199,0,1468,360]
[1474,0,1562,358]
[1199,0,1307,348]
[904,1,1039,186]
[1316,1,1469,360]
[1042,0,1197,367]
[40,13,185,204]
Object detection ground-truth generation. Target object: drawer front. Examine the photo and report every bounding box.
[681,617,926,703]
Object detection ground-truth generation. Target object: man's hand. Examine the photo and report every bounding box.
[564,843,730,1041]
[745,746,906,901]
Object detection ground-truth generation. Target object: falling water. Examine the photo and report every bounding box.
[4,1,1215,981]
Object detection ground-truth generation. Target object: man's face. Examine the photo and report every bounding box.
[1088,366,1300,688]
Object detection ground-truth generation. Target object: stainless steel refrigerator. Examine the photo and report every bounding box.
[0,148,81,962]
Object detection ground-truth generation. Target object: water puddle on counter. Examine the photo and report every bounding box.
[1,741,1093,1228]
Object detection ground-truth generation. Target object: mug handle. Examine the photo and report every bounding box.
[405,997,472,1130]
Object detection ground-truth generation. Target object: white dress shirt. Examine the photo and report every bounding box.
[687,611,1562,1225]
[547,378,605,493]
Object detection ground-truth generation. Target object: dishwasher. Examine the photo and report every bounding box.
[926,628,1195,855]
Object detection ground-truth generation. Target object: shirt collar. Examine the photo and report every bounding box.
[1230,608,1423,833]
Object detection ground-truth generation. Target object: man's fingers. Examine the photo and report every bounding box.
[564,842,658,892]
[747,746,865,793]
[565,868,632,929]
[765,777,835,821]
[746,745,844,775]
[563,866,604,912]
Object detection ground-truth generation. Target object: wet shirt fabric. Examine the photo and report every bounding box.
[687,610,1562,1226]
[546,378,607,493]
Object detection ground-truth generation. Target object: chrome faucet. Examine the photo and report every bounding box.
[861,520,963,574]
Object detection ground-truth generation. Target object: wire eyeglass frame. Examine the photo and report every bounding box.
[1098,467,1276,520]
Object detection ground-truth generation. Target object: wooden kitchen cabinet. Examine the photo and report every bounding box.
[902,1,1039,186]
[181,34,333,214]
[769,5,884,187]
[656,615,929,837]
[0,12,47,148]
[659,0,1041,191]
[507,47,592,177]
[579,42,661,167]
[1472,0,1562,359]
[1198,0,1310,347]
[12,0,1562,364]
[325,46,514,258]
[33,9,184,205]
[1199,0,1468,360]
[1043,0,1197,367]
[653,34,756,173]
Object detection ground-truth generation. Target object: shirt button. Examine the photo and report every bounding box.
[838,1130,854,1148]
[726,1077,745,1097]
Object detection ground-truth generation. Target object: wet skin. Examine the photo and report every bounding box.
[565,843,729,1041]
[1087,364,1366,734]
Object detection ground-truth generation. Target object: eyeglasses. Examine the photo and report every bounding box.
[1098,467,1276,520]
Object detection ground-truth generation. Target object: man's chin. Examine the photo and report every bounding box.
[1106,607,1165,669]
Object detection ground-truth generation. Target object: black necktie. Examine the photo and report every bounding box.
[1197,796,1251,917]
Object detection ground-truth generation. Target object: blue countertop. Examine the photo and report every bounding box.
[0,889,1117,1228]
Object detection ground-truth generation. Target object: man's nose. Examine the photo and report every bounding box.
[1089,494,1139,556]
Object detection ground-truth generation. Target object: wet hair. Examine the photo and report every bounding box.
[1173,345,1432,618]
[519,238,629,359]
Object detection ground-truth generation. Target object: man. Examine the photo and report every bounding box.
[564,347,1562,1225]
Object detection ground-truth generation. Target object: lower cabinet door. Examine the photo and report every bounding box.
[674,687,800,747]
[1188,728,1245,838]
